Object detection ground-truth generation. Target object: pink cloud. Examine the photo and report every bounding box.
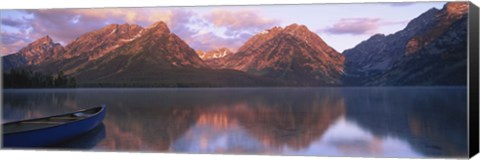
[188,32,252,52]
[204,9,280,36]
[321,18,381,35]
[188,9,281,51]
[1,31,28,45]
[1,31,30,54]
[1,41,24,54]
[320,18,407,35]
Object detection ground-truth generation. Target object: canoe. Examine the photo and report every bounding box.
[3,105,106,148]
[52,123,106,149]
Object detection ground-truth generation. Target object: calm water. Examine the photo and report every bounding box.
[2,87,468,158]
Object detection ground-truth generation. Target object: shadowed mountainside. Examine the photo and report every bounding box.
[343,2,468,86]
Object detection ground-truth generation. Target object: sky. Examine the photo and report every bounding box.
[0,2,446,55]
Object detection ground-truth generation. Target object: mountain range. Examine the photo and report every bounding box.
[2,2,469,87]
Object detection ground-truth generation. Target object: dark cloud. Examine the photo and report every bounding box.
[2,17,26,27]
[1,32,29,45]
[1,16,31,33]
[1,32,30,54]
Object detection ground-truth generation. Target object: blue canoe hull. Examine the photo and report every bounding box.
[3,105,106,148]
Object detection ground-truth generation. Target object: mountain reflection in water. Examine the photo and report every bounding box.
[2,87,467,158]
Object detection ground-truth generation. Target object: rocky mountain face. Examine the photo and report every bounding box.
[4,21,281,87]
[68,21,212,84]
[35,23,145,75]
[3,36,64,71]
[342,7,440,80]
[343,2,468,86]
[64,23,144,60]
[196,48,233,60]
[210,24,345,86]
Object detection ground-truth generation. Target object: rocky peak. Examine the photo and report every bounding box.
[15,35,64,65]
[283,24,338,56]
[214,23,344,85]
[19,36,58,53]
[237,28,280,53]
[238,24,330,54]
[32,35,54,45]
[284,23,302,29]
[103,23,119,30]
[107,23,143,35]
[405,2,468,55]
[283,23,310,35]
[444,2,469,18]
[370,34,386,40]
[245,23,339,55]
[269,26,284,31]
[403,8,440,33]
[145,21,170,34]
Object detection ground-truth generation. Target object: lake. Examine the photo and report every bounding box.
[2,87,468,158]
